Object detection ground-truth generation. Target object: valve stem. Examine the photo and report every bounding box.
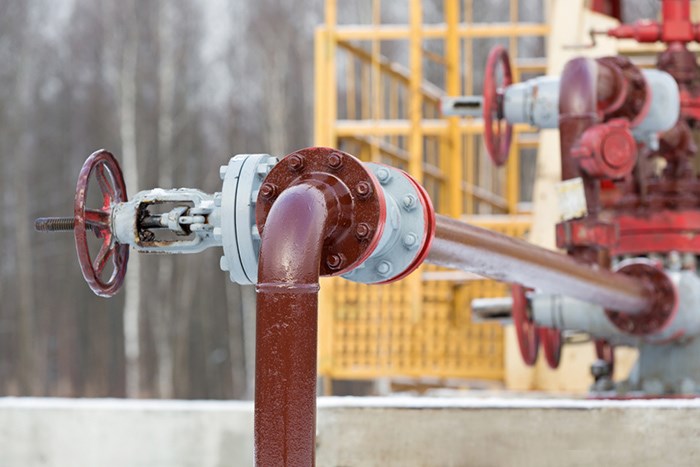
[34,217,96,233]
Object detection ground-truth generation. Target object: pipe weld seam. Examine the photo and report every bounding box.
[255,283,321,294]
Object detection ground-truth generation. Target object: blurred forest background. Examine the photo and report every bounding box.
[0,0,658,400]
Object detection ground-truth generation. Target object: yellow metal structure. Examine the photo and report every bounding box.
[315,0,548,388]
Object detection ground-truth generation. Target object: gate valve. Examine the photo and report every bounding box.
[36,149,278,296]
[36,147,436,296]
[571,119,637,180]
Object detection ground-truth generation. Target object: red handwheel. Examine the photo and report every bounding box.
[483,46,514,166]
[74,150,129,297]
[540,327,563,369]
[512,284,539,366]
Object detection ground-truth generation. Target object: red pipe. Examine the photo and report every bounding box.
[255,183,336,467]
[663,0,690,24]
[426,215,653,314]
[590,0,622,21]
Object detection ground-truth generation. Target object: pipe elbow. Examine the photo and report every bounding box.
[257,184,330,287]
[559,57,599,120]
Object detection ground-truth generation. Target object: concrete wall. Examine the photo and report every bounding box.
[0,398,254,467]
[3,397,700,466]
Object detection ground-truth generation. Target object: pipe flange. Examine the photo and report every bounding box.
[342,163,434,284]
[605,259,678,336]
[255,147,386,277]
[220,154,278,284]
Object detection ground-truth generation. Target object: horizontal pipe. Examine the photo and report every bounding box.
[426,215,651,314]
[471,297,514,323]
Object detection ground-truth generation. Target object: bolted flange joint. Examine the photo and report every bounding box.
[255,147,387,277]
[220,153,278,285]
[341,163,436,285]
[605,259,678,336]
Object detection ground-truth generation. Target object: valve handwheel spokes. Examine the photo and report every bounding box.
[511,284,539,366]
[483,46,514,166]
[74,150,129,297]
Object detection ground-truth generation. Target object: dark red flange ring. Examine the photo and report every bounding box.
[256,147,387,277]
[483,45,514,166]
[540,327,562,369]
[605,260,678,336]
[74,149,129,297]
[512,284,539,366]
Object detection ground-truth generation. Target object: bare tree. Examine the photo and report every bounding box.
[118,0,142,398]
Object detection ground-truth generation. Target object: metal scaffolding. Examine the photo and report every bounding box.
[315,0,548,389]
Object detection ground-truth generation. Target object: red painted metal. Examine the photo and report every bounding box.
[605,260,678,335]
[257,147,386,277]
[254,147,385,467]
[482,46,513,166]
[556,219,618,250]
[571,119,637,179]
[612,211,700,255]
[74,149,129,297]
[511,284,539,366]
[254,184,328,467]
[540,327,562,369]
[590,0,622,21]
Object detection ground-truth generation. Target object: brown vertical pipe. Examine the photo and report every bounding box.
[426,215,652,314]
[559,57,599,181]
[255,183,336,467]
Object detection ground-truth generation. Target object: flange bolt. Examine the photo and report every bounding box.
[259,183,278,200]
[402,233,418,249]
[326,253,345,271]
[355,222,371,241]
[375,167,391,184]
[356,181,373,199]
[376,260,392,277]
[288,154,305,172]
[402,194,417,211]
[328,153,344,170]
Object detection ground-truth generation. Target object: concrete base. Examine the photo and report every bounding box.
[0,398,255,467]
[2,397,700,466]
[318,397,700,466]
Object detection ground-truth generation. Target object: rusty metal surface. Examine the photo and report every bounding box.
[255,184,328,467]
[605,260,678,336]
[426,215,652,314]
[253,148,387,466]
[73,150,129,297]
[256,147,385,277]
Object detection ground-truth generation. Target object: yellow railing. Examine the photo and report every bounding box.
[319,217,531,383]
[316,0,547,387]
